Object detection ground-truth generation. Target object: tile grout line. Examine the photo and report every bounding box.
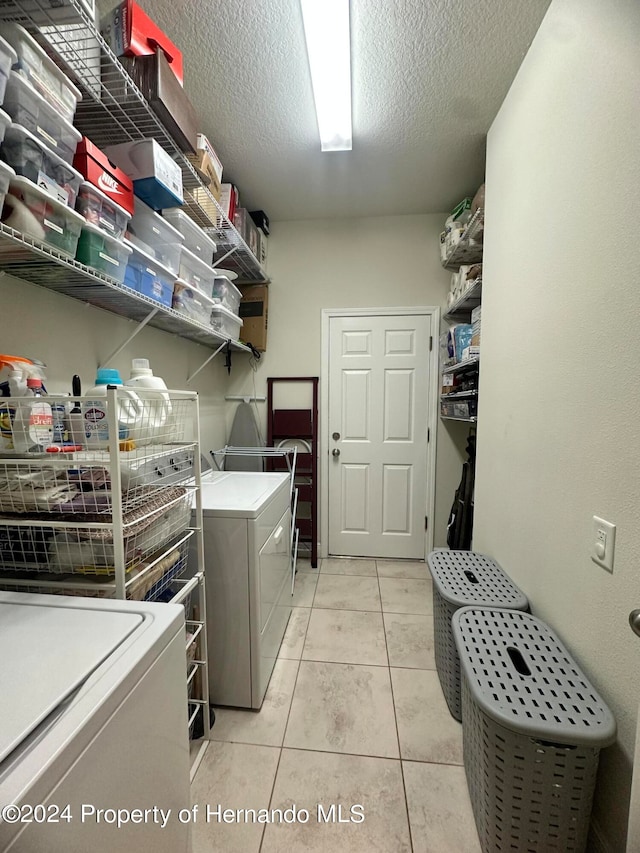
[259,583,316,851]
[377,558,415,853]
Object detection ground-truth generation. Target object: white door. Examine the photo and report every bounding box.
[327,312,432,559]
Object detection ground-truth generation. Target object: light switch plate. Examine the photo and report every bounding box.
[591,516,616,572]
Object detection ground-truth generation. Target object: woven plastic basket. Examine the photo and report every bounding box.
[453,607,616,852]
[427,550,528,720]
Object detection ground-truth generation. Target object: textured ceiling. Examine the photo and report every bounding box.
[98,0,551,220]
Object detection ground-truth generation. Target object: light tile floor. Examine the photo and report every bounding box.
[191,558,481,852]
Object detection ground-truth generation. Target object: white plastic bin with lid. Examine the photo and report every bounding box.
[172,280,211,327]
[178,245,215,296]
[75,181,131,239]
[75,222,132,283]
[3,72,81,164]
[0,108,11,146]
[1,123,82,206]
[162,207,217,265]
[127,198,183,275]
[210,303,243,341]
[0,35,16,106]
[0,159,14,213]
[6,175,84,256]
[211,276,241,315]
[0,23,81,121]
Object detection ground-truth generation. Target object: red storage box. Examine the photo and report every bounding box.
[73,137,135,216]
[101,0,184,86]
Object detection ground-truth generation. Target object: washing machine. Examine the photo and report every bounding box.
[190,471,292,709]
[0,592,191,853]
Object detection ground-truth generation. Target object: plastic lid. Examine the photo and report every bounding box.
[26,378,42,388]
[95,368,123,386]
[131,358,152,375]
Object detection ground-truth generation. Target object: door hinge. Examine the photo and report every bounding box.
[429,335,433,351]
[425,515,428,531]
[427,428,430,442]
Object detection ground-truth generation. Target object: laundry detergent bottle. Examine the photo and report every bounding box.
[83,368,142,448]
[124,359,172,444]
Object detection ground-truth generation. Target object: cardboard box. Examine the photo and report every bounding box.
[101,0,184,85]
[104,138,183,210]
[249,209,269,236]
[219,183,238,222]
[239,284,268,351]
[74,137,135,216]
[120,50,197,153]
[193,185,221,226]
[187,134,222,197]
[257,230,268,270]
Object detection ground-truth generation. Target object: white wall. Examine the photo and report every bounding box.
[225,213,467,549]
[473,1,640,849]
[0,272,238,451]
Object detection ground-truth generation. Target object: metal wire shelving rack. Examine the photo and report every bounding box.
[0,0,268,302]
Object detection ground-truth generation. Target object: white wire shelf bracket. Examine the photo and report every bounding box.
[0,0,269,285]
[441,356,480,375]
[0,223,250,353]
[443,278,482,322]
[442,208,484,271]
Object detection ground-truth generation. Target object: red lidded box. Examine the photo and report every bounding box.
[73,137,135,216]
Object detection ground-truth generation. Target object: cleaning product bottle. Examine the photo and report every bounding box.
[83,368,142,449]
[124,358,172,445]
[66,375,85,448]
[11,378,54,452]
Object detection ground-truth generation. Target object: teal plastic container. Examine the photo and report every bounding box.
[76,223,132,282]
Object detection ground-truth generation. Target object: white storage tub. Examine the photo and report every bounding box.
[0,108,10,146]
[0,35,16,107]
[211,276,241,314]
[178,244,215,296]
[75,181,131,239]
[210,303,242,341]
[162,207,216,265]
[0,23,81,121]
[0,122,82,206]
[0,159,14,213]
[6,174,84,256]
[172,279,212,326]
[3,72,81,163]
[128,198,183,275]
[75,221,132,283]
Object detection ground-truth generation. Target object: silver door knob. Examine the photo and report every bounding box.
[629,610,640,637]
[332,448,340,457]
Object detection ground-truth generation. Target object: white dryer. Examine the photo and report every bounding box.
[0,592,191,853]
[191,471,292,709]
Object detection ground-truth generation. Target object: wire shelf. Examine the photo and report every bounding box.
[442,208,484,271]
[443,278,482,322]
[0,223,250,351]
[441,356,480,376]
[0,0,269,285]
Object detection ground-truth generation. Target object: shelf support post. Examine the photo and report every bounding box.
[187,341,228,384]
[98,308,160,367]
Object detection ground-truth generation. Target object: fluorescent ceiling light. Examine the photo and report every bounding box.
[300,0,352,152]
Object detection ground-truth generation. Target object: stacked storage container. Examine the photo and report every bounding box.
[0,24,86,256]
[125,198,182,307]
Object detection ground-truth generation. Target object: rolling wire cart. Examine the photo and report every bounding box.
[210,445,300,593]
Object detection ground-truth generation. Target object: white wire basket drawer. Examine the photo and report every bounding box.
[0,446,196,514]
[0,531,192,601]
[0,487,192,574]
[0,391,198,456]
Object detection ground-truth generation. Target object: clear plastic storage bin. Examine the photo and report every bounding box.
[0,23,81,121]
[162,207,216,264]
[75,222,132,282]
[3,72,81,164]
[0,159,14,212]
[210,303,243,341]
[178,245,215,296]
[211,276,241,314]
[1,123,82,206]
[127,198,183,275]
[0,108,10,146]
[75,181,131,239]
[6,175,83,256]
[0,35,16,106]
[172,280,212,326]
[124,239,175,308]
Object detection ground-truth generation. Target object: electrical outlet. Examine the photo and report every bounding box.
[591,516,616,572]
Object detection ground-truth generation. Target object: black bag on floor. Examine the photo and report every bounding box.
[446,435,476,550]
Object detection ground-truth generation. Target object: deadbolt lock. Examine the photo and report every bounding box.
[332,432,340,440]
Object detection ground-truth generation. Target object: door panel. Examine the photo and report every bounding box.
[328,313,431,559]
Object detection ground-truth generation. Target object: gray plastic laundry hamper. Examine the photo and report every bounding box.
[427,550,528,720]
[453,607,616,853]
